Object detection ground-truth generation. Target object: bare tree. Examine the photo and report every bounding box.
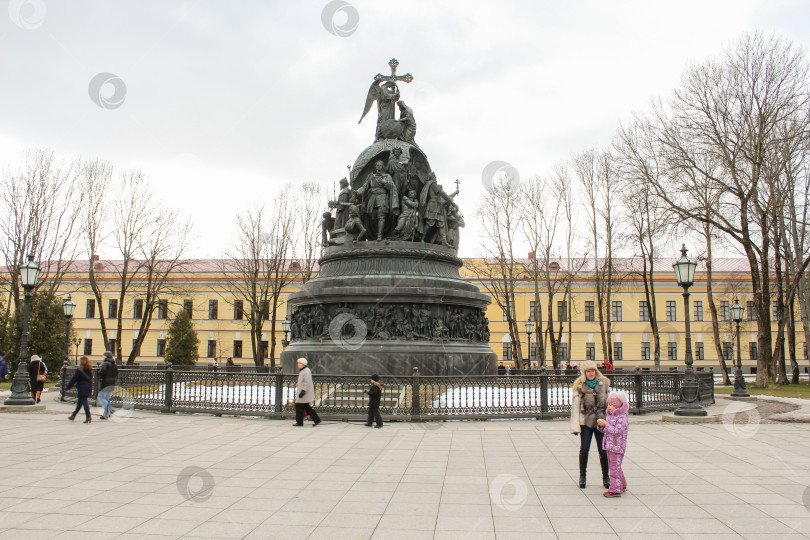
[574,149,620,364]
[643,33,810,386]
[295,182,326,284]
[0,149,84,308]
[223,188,298,368]
[470,173,524,368]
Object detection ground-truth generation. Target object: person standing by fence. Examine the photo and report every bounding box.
[570,360,611,489]
[293,358,321,427]
[98,351,118,420]
[365,374,383,428]
[66,356,93,423]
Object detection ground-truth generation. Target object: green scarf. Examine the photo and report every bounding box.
[584,378,599,389]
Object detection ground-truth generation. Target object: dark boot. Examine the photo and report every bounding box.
[578,452,588,488]
[599,451,610,489]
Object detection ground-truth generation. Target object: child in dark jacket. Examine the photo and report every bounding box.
[66,356,94,423]
[365,374,383,428]
[597,390,629,497]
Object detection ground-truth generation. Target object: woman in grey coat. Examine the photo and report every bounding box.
[570,360,611,489]
[293,358,321,427]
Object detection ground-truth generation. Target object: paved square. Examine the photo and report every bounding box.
[1,393,809,539]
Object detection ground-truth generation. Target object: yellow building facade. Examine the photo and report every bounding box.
[57,257,801,373]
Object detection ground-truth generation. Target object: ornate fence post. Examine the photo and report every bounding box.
[274,366,284,417]
[411,367,421,421]
[163,362,174,414]
[634,369,644,413]
[539,373,549,419]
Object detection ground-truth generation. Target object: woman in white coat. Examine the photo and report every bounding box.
[294,358,321,426]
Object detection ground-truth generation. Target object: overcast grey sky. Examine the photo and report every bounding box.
[2,0,809,259]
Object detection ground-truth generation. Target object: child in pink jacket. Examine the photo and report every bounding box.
[597,390,629,497]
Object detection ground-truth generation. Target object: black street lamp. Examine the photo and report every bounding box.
[525,321,535,370]
[62,294,75,365]
[281,319,291,348]
[672,245,707,416]
[730,297,750,397]
[6,254,41,406]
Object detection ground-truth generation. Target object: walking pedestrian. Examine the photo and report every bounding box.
[66,356,93,423]
[0,355,9,382]
[365,374,383,428]
[598,390,629,497]
[97,351,118,420]
[293,358,321,427]
[28,354,47,403]
[570,360,611,489]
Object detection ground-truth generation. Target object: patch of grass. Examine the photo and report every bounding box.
[715,383,810,399]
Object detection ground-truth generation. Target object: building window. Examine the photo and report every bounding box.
[109,339,117,354]
[157,339,166,357]
[529,300,536,322]
[666,301,677,321]
[557,301,567,322]
[613,342,623,362]
[804,342,807,360]
[260,301,270,321]
[83,339,92,355]
[720,300,730,321]
[502,343,512,362]
[233,340,243,358]
[557,343,568,363]
[667,342,678,361]
[693,301,703,322]
[158,300,168,319]
[86,299,96,318]
[723,341,733,362]
[234,300,244,320]
[261,340,269,359]
[131,339,140,355]
[207,340,217,358]
[749,342,758,362]
[183,299,193,318]
[611,301,622,322]
[773,301,780,321]
[528,343,537,363]
[134,299,143,319]
[641,342,650,361]
[585,301,595,322]
[586,343,595,361]
[108,299,118,318]
[747,301,756,322]
[695,342,704,361]
[639,301,649,322]
[209,300,218,320]
[503,299,513,321]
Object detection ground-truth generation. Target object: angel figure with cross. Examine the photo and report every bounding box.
[358,58,417,143]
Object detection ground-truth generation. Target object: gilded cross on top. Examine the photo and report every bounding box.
[374,58,413,84]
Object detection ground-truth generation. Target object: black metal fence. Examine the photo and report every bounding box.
[60,366,714,421]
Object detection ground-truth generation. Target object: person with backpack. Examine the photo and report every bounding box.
[98,351,118,420]
[28,354,47,403]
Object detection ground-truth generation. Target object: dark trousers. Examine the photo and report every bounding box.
[295,403,321,425]
[367,406,383,427]
[72,396,90,418]
[579,424,605,455]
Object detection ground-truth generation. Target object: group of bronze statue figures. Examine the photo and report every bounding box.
[323,158,464,249]
[290,303,491,343]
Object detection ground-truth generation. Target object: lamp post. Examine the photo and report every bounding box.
[6,254,41,406]
[525,321,535,370]
[730,297,750,397]
[281,319,291,348]
[72,338,82,365]
[62,295,75,365]
[672,245,707,416]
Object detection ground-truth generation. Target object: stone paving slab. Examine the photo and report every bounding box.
[0,393,809,539]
